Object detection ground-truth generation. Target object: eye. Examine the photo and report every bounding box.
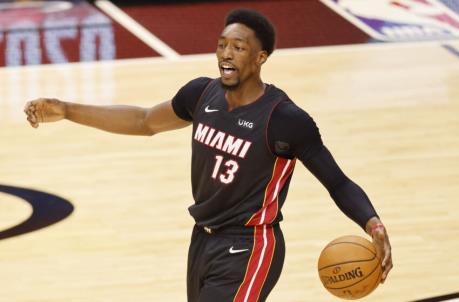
[234,45,244,52]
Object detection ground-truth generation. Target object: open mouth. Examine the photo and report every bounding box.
[220,62,237,77]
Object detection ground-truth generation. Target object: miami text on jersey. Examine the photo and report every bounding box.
[194,123,252,159]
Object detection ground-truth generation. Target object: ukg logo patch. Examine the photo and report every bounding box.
[321,0,459,41]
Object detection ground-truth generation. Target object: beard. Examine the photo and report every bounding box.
[219,78,240,91]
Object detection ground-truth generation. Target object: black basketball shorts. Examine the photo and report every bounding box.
[187,224,285,302]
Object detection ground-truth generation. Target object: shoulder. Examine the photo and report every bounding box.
[172,77,214,121]
[270,99,320,143]
[265,86,319,136]
[181,77,213,93]
[264,85,310,119]
[268,98,323,158]
[272,98,315,124]
[173,77,215,102]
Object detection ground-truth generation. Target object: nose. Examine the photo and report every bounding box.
[222,45,233,59]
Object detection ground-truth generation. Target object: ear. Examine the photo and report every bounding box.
[257,51,268,66]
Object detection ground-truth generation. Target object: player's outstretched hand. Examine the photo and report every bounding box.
[24,98,66,128]
[372,225,393,284]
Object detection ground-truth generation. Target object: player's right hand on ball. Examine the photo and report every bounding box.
[24,98,66,128]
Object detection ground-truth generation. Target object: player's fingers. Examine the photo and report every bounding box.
[24,106,33,116]
[381,245,389,267]
[371,231,385,283]
[379,233,392,284]
[24,102,40,122]
[24,99,40,110]
[373,230,385,258]
[23,101,31,113]
[24,99,46,128]
[27,111,37,123]
[381,258,393,283]
[27,114,38,127]
[35,100,50,122]
[27,117,39,128]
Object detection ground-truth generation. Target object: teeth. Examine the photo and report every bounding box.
[221,63,234,69]
[220,63,236,76]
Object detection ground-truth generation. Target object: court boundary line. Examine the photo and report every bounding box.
[319,0,388,41]
[320,0,459,39]
[410,292,459,302]
[1,39,458,72]
[442,43,459,58]
[94,0,180,60]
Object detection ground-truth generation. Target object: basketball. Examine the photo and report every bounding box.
[317,235,382,300]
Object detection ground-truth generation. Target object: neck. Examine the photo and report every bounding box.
[225,78,265,111]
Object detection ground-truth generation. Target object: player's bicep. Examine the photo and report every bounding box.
[144,100,191,135]
[270,101,323,160]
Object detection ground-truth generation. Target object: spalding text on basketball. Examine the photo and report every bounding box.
[322,267,364,285]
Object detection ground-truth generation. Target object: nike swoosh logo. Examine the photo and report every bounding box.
[205,105,219,113]
[229,246,249,254]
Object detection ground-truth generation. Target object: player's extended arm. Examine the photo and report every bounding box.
[24,98,190,135]
[302,146,393,283]
[268,101,393,283]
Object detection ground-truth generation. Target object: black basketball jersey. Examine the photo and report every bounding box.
[189,79,296,229]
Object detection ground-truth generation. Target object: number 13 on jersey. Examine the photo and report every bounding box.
[212,155,239,184]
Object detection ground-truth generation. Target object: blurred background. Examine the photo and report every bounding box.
[0,1,458,302]
[3,0,458,67]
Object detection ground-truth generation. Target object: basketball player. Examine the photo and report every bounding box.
[24,9,392,302]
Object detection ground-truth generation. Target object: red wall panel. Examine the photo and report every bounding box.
[120,0,370,55]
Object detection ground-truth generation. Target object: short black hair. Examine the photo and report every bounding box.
[225,8,276,56]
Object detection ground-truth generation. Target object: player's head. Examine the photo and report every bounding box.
[225,9,275,56]
[217,9,276,90]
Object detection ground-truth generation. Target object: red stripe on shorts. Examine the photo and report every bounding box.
[233,225,276,302]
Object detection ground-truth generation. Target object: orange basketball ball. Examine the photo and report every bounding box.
[318,235,382,300]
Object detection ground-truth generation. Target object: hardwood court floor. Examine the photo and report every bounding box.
[0,41,458,302]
